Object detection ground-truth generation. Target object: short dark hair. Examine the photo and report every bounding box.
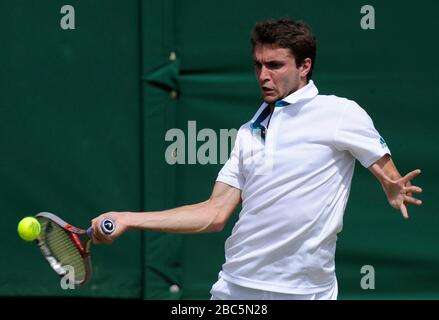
[251,18,317,81]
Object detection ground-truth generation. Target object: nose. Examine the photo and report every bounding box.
[258,66,270,84]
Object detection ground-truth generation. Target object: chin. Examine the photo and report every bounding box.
[263,97,278,104]
[261,93,275,101]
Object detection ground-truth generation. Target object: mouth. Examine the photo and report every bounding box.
[262,87,275,94]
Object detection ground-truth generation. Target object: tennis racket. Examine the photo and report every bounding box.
[35,212,115,286]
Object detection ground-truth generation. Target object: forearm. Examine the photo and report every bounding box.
[91,182,241,243]
[121,200,224,234]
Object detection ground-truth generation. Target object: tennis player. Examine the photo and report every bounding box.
[91,18,423,300]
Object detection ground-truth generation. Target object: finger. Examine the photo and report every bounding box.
[92,233,102,244]
[93,233,112,245]
[403,186,423,194]
[90,220,99,244]
[404,195,423,206]
[399,203,409,219]
[402,169,421,183]
[91,219,109,244]
[91,227,106,244]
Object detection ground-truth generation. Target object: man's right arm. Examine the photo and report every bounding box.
[91,181,241,244]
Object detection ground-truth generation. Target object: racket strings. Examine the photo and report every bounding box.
[39,219,86,282]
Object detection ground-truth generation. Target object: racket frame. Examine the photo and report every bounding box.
[35,212,92,286]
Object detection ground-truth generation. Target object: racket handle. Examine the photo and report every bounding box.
[86,219,116,238]
[86,227,93,238]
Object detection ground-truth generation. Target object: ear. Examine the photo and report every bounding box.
[300,58,312,78]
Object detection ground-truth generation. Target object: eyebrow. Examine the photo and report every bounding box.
[253,59,285,64]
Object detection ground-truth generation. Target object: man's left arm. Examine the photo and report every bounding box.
[368,154,423,219]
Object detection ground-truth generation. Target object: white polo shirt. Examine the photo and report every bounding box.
[216,80,390,294]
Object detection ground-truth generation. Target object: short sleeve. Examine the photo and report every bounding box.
[216,127,245,190]
[333,101,391,168]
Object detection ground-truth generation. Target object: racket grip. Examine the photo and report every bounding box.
[86,227,93,238]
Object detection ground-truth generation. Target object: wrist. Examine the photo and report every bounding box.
[118,211,136,230]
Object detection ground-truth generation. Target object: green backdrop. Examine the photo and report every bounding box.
[0,0,437,299]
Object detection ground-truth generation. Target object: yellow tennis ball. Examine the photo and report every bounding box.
[17,217,41,241]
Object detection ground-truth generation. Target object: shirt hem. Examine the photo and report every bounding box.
[360,149,391,168]
[216,176,242,191]
[220,271,336,295]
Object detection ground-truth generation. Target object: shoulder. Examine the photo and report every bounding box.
[240,120,253,131]
[313,94,354,107]
[313,94,368,115]
[230,122,253,147]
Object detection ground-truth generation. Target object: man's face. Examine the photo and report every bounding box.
[253,44,308,104]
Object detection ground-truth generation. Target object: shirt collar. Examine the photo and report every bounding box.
[282,80,318,105]
[250,80,319,124]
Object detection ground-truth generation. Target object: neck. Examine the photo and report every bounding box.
[267,79,310,111]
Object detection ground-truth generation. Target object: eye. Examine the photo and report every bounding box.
[267,62,283,69]
[253,61,262,69]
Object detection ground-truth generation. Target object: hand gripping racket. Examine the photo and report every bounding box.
[35,212,115,286]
